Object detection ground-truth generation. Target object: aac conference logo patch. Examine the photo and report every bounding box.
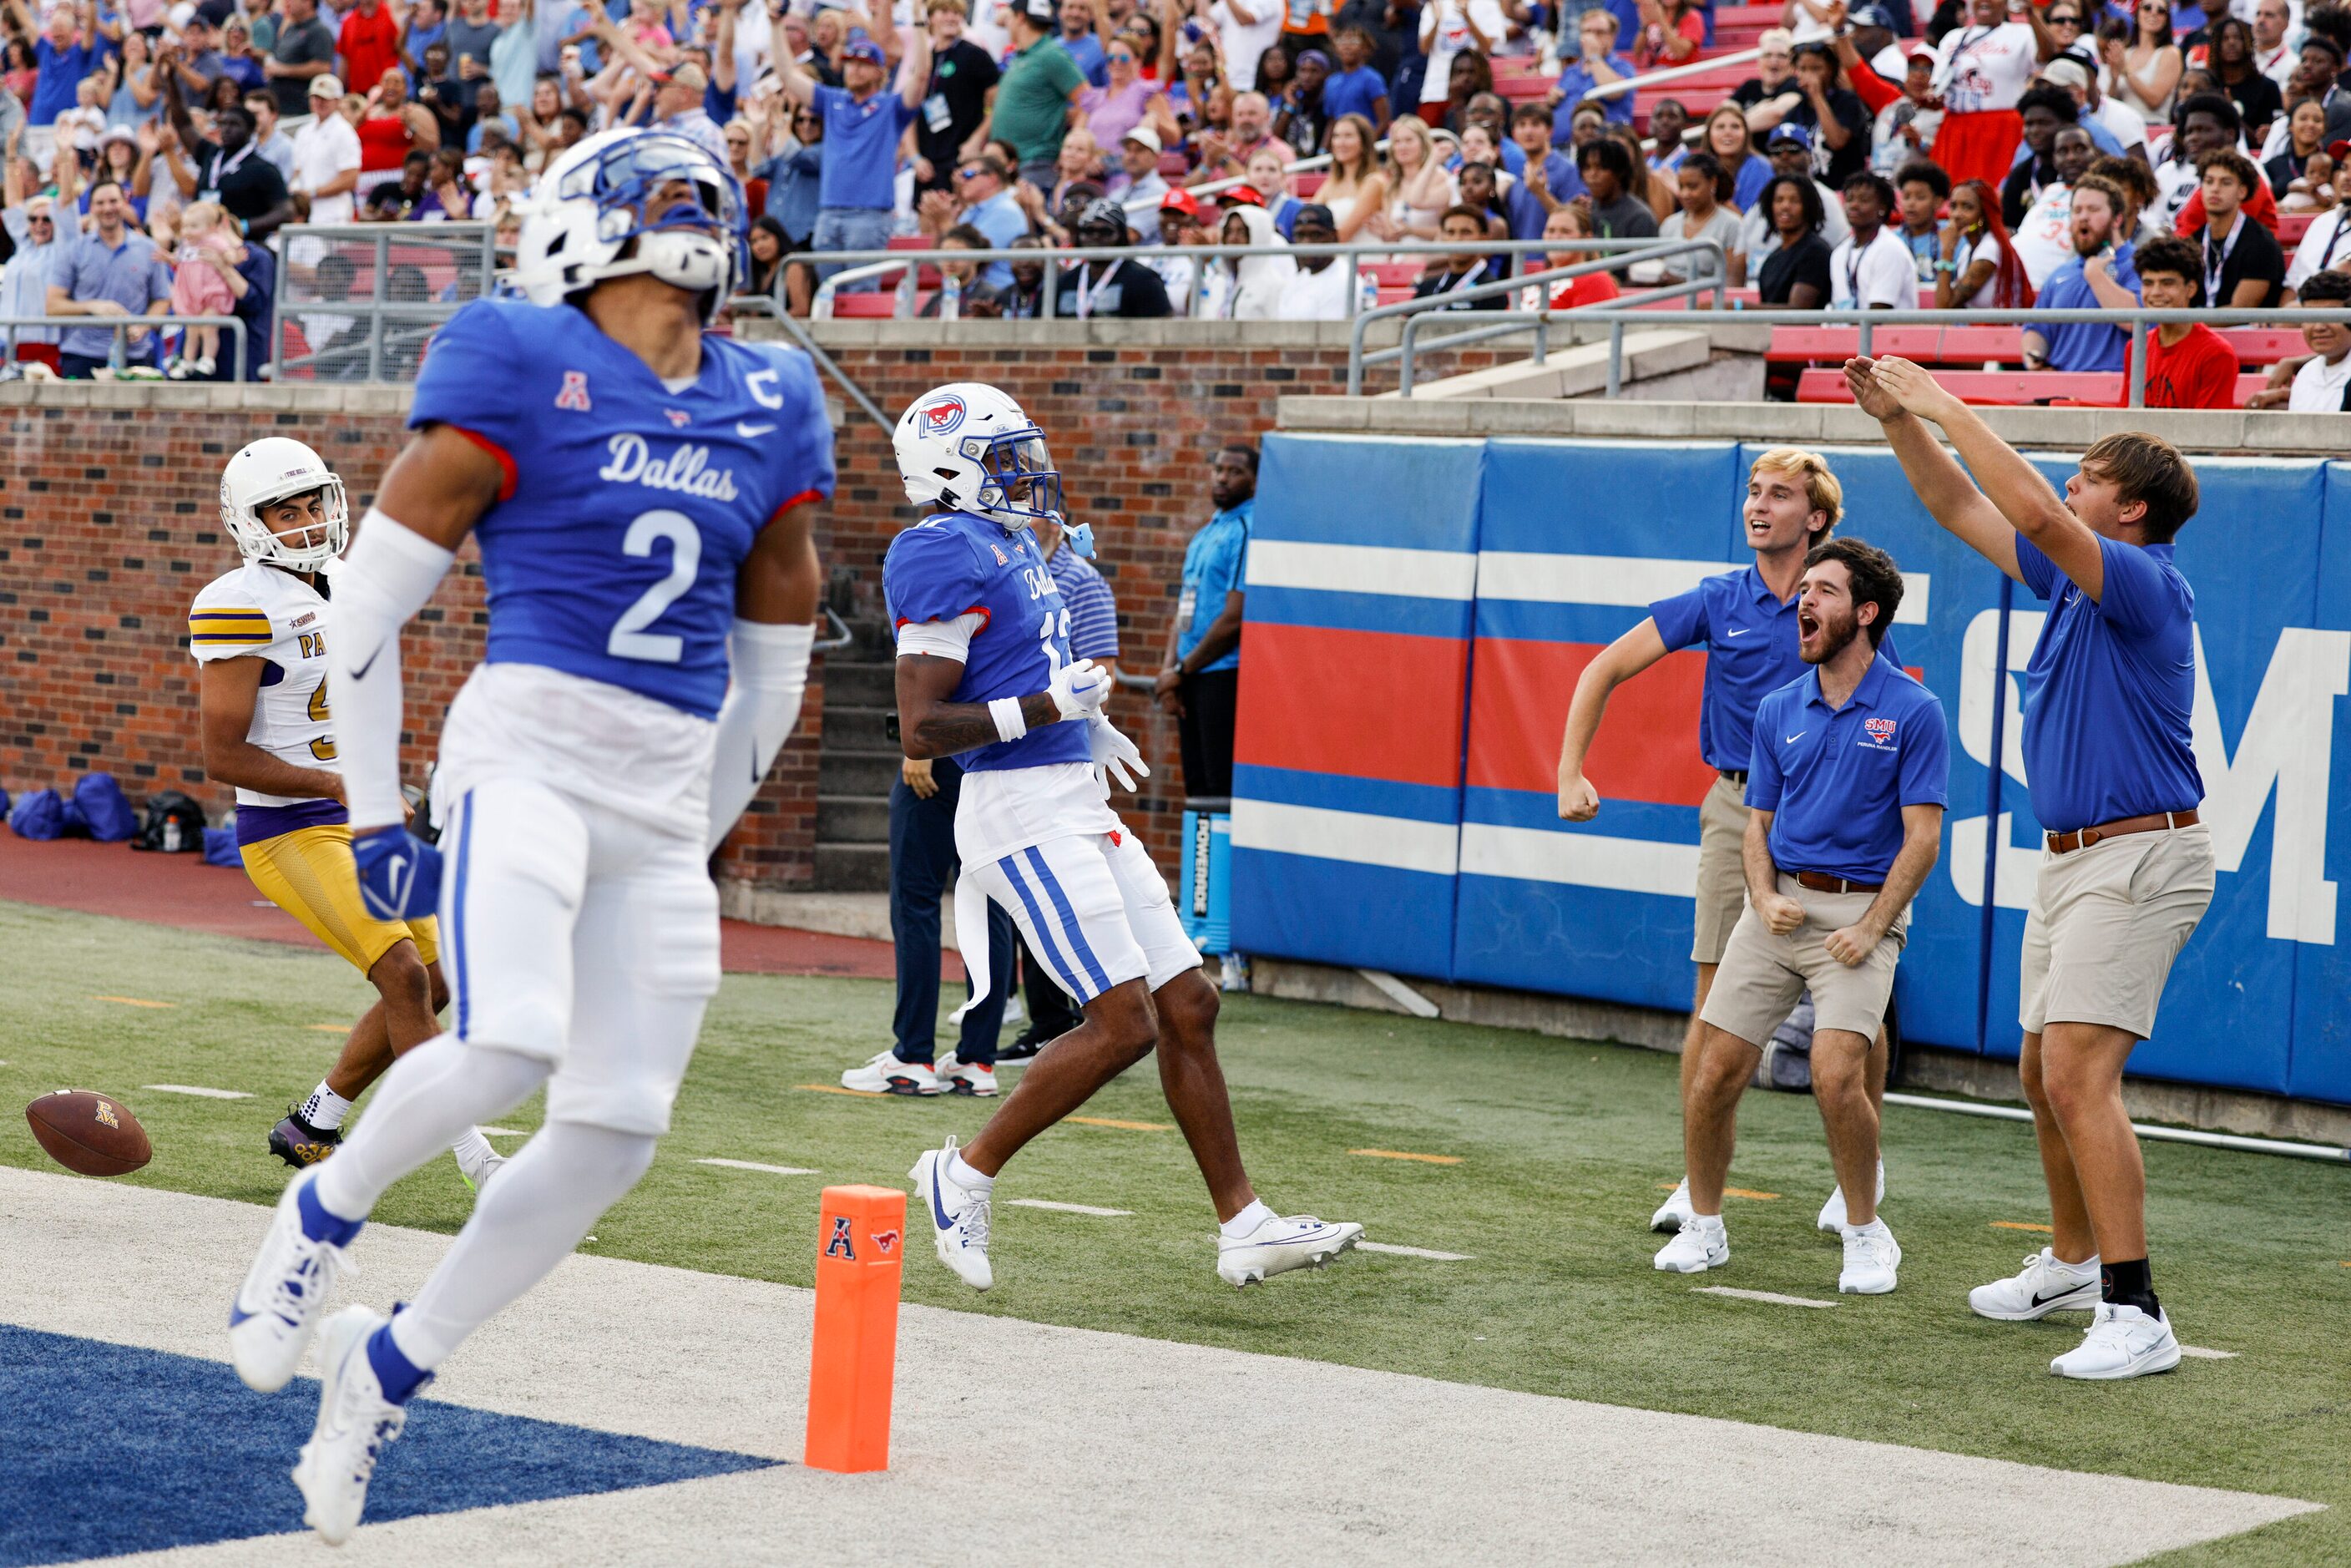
[920,392,968,437]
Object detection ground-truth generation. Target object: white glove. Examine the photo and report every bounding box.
[1047,656,1112,721]
[1088,715,1149,793]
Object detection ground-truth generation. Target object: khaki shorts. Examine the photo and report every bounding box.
[1691,772,1751,966]
[2020,822,2214,1039]
[1701,874,1909,1045]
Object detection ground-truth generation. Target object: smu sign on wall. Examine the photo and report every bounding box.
[1228,438,2351,1108]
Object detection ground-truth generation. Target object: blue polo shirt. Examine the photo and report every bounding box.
[1045,540,1120,661]
[2014,534,2202,832]
[53,230,173,361]
[2035,243,2140,372]
[1176,498,1251,675]
[30,36,107,125]
[1649,564,1902,776]
[1748,653,1950,885]
[1059,30,1108,89]
[1321,64,1385,124]
[814,83,919,212]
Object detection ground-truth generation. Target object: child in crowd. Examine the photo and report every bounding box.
[166,201,244,380]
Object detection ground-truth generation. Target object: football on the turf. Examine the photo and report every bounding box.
[26,1090,152,1176]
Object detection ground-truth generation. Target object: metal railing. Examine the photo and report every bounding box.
[268,221,498,383]
[0,314,250,382]
[1444,305,2350,410]
[1572,43,1762,101]
[807,238,1616,322]
[1347,237,1732,395]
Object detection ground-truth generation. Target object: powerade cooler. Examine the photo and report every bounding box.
[1178,798,1231,955]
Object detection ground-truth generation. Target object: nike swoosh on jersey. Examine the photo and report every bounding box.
[1727,627,1753,636]
[1785,732,1806,744]
[736,421,776,438]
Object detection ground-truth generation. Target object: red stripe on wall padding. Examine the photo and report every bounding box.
[1235,623,1470,788]
[1465,640,1717,807]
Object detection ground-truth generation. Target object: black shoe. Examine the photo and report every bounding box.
[995,1027,1059,1062]
[268,1106,341,1168]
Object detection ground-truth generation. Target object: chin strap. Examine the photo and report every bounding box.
[707,618,816,855]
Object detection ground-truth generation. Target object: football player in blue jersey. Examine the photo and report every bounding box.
[224,126,833,1545]
[883,382,1363,1293]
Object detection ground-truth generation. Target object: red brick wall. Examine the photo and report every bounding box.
[0,333,1493,888]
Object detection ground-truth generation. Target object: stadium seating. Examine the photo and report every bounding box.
[2278,211,2315,245]
[1794,366,2271,406]
[1767,325,2307,368]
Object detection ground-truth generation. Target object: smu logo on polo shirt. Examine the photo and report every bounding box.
[1863,716,1898,750]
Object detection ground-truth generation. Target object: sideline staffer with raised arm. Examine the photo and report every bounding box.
[1653,539,1946,1298]
[1847,352,2212,1383]
[1559,448,1896,1238]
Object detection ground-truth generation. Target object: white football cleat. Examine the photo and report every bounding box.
[843,1050,939,1096]
[1653,1216,1729,1273]
[1838,1222,1901,1294]
[229,1166,358,1393]
[456,1149,505,1196]
[936,1055,998,1097]
[910,1137,993,1291]
[1816,1159,1888,1232]
[2051,1302,2182,1381]
[1216,1213,1363,1288]
[1969,1248,2101,1322]
[1651,1177,1695,1233]
[293,1306,408,1546]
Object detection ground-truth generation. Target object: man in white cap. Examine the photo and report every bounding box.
[1110,124,1169,241]
[291,74,363,225]
[0,185,70,362]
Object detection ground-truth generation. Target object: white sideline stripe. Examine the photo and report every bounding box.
[1477,552,1932,625]
[141,1084,252,1100]
[1459,822,1699,896]
[478,1126,530,1136]
[1695,1286,1841,1309]
[1230,799,1459,877]
[1358,1241,1474,1261]
[695,1158,820,1176]
[1008,1199,1134,1216]
[2179,1346,2239,1360]
[1244,539,1479,600]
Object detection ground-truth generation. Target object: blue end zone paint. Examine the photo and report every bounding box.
[0,1325,778,1567]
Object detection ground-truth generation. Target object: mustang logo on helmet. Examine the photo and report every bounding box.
[921,394,968,435]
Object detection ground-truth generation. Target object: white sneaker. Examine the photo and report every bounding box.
[910,1137,993,1291]
[1216,1212,1363,1287]
[2051,1302,2182,1381]
[935,1054,997,1096]
[1817,1159,1888,1232]
[1653,1216,1729,1273]
[456,1149,505,1195]
[842,1050,938,1096]
[1969,1248,2101,1322]
[293,1306,408,1545]
[229,1167,359,1393]
[1650,1177,1695,1233]
[1838,1221,1901,1294]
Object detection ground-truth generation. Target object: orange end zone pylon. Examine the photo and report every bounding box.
[804,1183,908,1473]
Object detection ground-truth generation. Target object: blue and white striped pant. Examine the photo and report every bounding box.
[968,828,1200,1007]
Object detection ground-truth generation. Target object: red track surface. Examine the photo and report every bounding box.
[0,834,902,979]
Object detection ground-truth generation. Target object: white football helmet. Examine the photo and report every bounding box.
[892,382,1064,529]
[509,127,746,325]
[220,436,348,570]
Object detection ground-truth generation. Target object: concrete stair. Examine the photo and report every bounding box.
[811,641,897,892]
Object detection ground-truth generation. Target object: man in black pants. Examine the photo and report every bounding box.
[839,753,1019,1097]
[1155,444,1255,800]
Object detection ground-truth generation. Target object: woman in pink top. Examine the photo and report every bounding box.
[1083,37,1179,149]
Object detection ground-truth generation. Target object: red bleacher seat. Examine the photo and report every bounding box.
[1293,171,1327,196]
[1159,151,1190,177]
[2278,211,2314,245]
[1797,367,2273,407]
[1368,260,1425,286]
[1769,323,2305,370]
[277,320,316,380]
[1376,285,1416,306]
[831,292,900,317]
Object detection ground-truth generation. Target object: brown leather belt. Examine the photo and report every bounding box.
[2045,809,2200,856]
[1792,871,1882,894]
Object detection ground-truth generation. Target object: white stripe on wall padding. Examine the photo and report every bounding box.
[1230,800,1460,877]
[1458,823,1700,897]
[1476,553,1930,625]
[1245,540,1479,601]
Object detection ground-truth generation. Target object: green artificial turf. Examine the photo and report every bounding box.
[1,898,2342,1563]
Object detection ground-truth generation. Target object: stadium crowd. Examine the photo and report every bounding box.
[1,0,2348,394]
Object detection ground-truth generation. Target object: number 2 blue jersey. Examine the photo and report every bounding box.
[883,510,1093,773]
[407,298,836,720]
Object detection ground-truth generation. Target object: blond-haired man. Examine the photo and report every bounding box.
[1558,448,1897,1234]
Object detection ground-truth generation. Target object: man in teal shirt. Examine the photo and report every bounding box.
[988,0,1086,190]
[1155,444,1255,800]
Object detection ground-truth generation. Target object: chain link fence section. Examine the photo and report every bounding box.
[270,223,498,383]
